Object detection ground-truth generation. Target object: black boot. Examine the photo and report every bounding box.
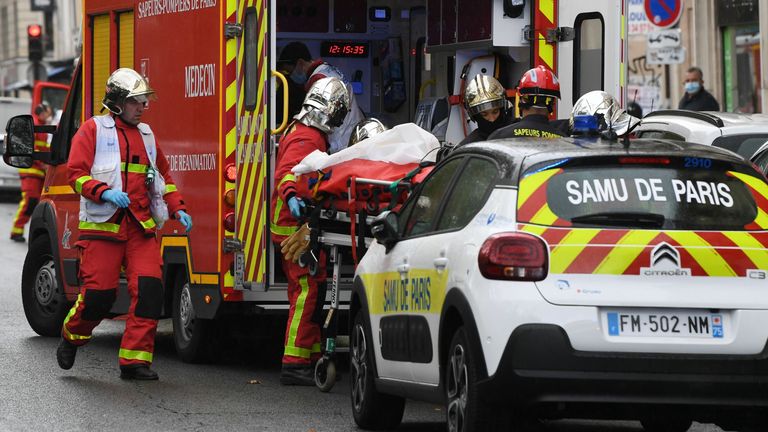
[10,234,25,243]
[120,365,159,381]
[56,338,78,370]
[280,364,314,386]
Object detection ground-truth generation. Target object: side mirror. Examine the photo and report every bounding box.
[3,115,35,168]
[371,210,400,251]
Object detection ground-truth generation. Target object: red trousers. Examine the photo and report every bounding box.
[281,249,327,366]
[11,176,43,238]
[62,220,163,367]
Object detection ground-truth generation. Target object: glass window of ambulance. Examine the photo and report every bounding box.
[712,134,768,161]
[398,155,498,238]
[751,140,768,176]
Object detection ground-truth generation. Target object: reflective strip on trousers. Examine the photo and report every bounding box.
[285,275,311,359]
[62,293,92,341]
[118,348,153,363]
[79,220,121,233]
[283,343,322,359]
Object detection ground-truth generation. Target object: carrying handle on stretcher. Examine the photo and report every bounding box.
[271,70,290,135]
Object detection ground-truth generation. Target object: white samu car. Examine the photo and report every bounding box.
[348,137,768,432]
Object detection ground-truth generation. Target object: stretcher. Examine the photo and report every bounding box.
[283,123,439,391]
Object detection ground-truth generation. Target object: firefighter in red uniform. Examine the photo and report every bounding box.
[10,102,52,242]
[270,77,350,385]
[56,68,193,380]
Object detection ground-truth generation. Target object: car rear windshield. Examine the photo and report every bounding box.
[518,157,767,231]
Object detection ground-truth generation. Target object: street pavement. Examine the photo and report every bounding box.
[0,201,728,432]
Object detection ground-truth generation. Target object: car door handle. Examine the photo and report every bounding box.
[433,257,448,270]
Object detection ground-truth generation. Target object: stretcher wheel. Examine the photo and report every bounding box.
[314,357,336,392]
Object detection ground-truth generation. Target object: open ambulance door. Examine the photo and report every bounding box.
[553,0,627,117]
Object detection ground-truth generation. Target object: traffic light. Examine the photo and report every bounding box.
[27,24,43,62]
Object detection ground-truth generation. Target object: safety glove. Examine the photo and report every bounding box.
[176,210,193,233]
[101,189,130,208]
[280,223,311,263]
[287,196,306,218]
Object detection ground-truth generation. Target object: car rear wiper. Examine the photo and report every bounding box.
[570,212,666,229]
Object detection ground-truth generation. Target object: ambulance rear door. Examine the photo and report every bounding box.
[554,0,627,117]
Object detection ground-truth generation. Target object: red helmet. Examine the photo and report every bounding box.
[517,66,560,111]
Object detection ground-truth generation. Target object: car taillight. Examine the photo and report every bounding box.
[224,163,237,182]
[478,232,548,281]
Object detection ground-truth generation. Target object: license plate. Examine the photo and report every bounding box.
[604,310,725,338]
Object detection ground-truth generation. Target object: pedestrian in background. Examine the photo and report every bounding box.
[56,68,193,380]
[277,41,363,153]
[678,66,720,111]
[10,102,52,242]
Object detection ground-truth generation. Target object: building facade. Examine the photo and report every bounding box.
[0,0,81,96]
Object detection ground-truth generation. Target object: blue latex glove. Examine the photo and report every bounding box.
[101,189,130,208]
[176,210,193,233]
[287,196,305,218]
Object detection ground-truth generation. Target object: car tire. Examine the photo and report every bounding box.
[641,417,692,432]
[172,270,218,363]
[350,310,405,430]
[446,326,508,432]
[21,235,71,336]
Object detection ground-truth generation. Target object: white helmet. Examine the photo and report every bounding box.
[570,90,640,136]
[102,68,156,115]
[295,77,350,134]
[348,118,387,146]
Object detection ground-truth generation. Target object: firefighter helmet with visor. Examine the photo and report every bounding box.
[102,68,156,115]
[464,74,506,119]
[517,66,560,111]
[348,118,387,146]
[295,77,350,134]
[569,90,640,136]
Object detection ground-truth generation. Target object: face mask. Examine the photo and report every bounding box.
[290,68,307,85]
[684,81,701,94]
[475,110,507,134]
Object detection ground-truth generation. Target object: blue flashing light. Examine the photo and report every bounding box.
[572,114,599,133]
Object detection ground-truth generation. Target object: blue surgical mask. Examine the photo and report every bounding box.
[290,68,307,85]
[684,81,701,94]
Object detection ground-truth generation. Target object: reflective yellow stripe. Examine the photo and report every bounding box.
[283,343,322,359]
[75,175,93,194]
[62,294,92,341]
[139,217,157,230]
[723,232,768,268]
[118,348,153,363]
[120,162,149,174]
[518,169,560,206]
[528,203,559,226]
[164,184,177,194]
[79,221,121,233]
[666,231,736,277]
[285,275,310,358]
[273,197,284,224]
[270,221,297,236]
[594,230,660,275]
[278,173,296,188]
[550,229,601,273]
[34,139,50,150]
[730,171,768,229]
[11,226,24,235]
[19,167,46,177]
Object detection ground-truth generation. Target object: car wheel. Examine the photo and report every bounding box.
[641,417,693,432]
[446,326,507,432]
[172,271,218,363]
[21,235,71,336]
[350,310,405,430]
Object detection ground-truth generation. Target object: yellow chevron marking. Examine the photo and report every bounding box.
[594,230,659,275]
[540,0,554,24]
[529,203,559,226]
[538,38,554,70]
[518,169,560,208]
[224,269,234,288]
[227,38,237,64]
[723,232,768,269]
[247,162,266,280]
[731,171,768,199]
[519,224,548,237]
[226,127,237,158]
[666,232,736,276]
[549,229,601,273]
[227,0,236,18]
[227,81,237,110]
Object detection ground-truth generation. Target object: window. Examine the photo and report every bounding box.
[437,157,497,231]
[712,135,768,159]
[399,158,462,237]
[51,65,82,165]
[636,130,686,141]
[753,148,768,176]
[243,7,258,110]
[574,13,604,102]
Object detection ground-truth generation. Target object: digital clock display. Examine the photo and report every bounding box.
[321,41,369,58]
